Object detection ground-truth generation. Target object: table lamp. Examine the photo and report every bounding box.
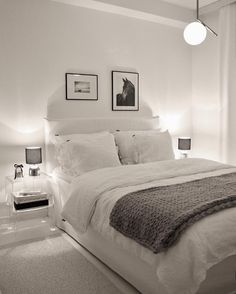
[178,137,191,158]
[25,147,42,176]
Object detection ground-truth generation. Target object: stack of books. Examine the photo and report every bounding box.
[12,191,49,210]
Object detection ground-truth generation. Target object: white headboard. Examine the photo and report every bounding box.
[44,116,160,173]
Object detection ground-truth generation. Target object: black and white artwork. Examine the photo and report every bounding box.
[74,81,90,93]
[66,73,98,100]
[112,71,139,111]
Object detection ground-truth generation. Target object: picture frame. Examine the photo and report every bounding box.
[112,71,139,111]
[65,73,98,100]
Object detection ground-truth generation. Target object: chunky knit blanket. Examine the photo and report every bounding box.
[110,172,236,253]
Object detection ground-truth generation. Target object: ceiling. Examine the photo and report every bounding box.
[162,0,219,9]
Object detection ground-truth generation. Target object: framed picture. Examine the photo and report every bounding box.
[66,73,98,100]
[112,71,139,111]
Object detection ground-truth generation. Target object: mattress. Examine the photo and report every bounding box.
[57,158,236,294]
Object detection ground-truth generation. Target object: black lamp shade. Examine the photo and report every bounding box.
[178,138,191,151]
[25,147,42,164]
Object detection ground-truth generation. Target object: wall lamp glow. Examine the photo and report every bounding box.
[183,0,217,45]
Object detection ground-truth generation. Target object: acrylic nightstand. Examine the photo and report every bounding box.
[0,172,57,246]
[5,172,51,201]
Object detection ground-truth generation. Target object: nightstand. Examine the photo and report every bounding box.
[0,172,58,246]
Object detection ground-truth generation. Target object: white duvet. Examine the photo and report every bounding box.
[62,158,236,294]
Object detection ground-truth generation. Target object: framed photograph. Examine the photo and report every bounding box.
[112,71,139,111]
[66,73,98,100]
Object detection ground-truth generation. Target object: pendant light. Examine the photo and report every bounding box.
[183,0,217,45]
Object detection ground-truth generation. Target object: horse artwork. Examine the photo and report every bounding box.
[112,71,139,111]
[116,78,135,106]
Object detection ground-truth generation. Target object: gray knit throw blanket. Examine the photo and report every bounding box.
[110,172,236,253]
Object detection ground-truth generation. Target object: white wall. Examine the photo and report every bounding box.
[192,11,220,161]
[0,0,192,201]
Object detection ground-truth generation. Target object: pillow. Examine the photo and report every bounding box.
[54,131,111,166]
[56,132,121,176]
[52,166,74,183]
[134,130,175,163]
[53,131,108,144]
[114,129,161,164]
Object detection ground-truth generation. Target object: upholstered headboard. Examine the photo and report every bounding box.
[44,116,160,173]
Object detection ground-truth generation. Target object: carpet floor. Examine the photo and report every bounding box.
[0,234,125,294]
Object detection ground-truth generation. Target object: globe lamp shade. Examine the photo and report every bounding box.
[183,21,207,45]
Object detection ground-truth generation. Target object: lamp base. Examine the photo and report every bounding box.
[29,166,40,176]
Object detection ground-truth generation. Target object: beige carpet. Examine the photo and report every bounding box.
[0,235,125,294]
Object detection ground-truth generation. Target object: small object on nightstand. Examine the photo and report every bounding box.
[14,164,24,179]
[178,137,191,158]
[25,147,42,176]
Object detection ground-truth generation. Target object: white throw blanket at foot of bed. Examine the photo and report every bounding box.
[62,158,236,294]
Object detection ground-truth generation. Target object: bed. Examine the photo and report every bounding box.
[45,116,236,294]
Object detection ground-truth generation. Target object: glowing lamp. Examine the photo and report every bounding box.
[183,0,217,46]
[178,137,191,158]
[25,147,42,176]
[184,21,207,45]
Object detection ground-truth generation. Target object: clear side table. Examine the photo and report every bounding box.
[3,172,56,243]
[5,172,52,203]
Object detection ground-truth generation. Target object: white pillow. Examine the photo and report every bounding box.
[53,131,108,144]
[52,166,74,183]
[114,129,161,164]
[54,131,110,166]
[56,132,121,176]
[134,130,175,163]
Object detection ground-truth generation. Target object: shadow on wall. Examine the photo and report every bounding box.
[47,86,153,119]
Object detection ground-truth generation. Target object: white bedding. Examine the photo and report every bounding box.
[62,158,236,294]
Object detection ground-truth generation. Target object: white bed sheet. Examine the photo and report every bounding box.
[52,167,73,207]
[61,158,236,294]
